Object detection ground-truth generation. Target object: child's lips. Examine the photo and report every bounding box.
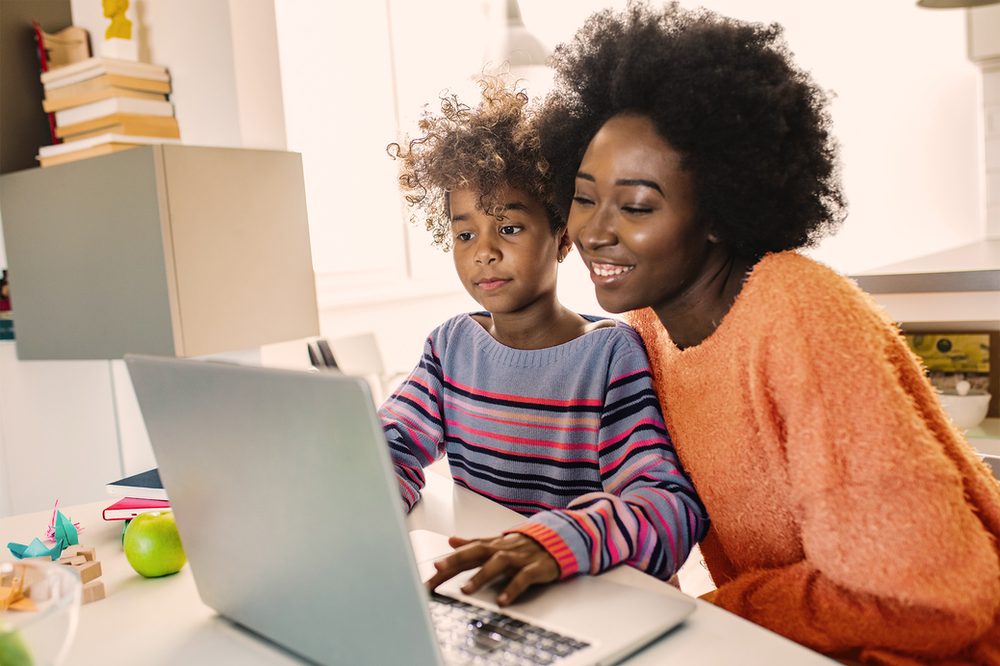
[476,278,510,291]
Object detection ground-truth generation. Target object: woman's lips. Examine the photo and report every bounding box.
[591,263,634,283]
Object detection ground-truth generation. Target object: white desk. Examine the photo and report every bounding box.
[1,472,835,665]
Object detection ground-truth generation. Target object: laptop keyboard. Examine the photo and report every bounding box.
[429,593,590,665]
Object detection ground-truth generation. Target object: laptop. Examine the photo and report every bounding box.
[124,354,695,666]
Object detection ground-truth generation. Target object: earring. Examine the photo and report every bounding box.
[558,256,564,263]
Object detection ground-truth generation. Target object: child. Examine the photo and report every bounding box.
[382,77,708,606]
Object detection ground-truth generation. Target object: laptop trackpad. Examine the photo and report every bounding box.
[408,528,695,660]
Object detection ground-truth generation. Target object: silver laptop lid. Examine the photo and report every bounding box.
[125,354,442,666]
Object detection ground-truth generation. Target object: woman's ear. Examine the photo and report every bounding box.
[557,229,573,263]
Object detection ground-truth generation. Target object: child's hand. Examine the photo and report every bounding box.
[425,533,559,606]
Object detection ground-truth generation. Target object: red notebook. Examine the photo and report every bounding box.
[102,497,171,521]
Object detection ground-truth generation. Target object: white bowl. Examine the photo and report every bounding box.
[938,389,991,430]
[0,559,82,666]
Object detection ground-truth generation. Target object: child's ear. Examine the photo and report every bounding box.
[557,229,573,263]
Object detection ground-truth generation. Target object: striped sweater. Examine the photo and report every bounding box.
[378,313,708,580]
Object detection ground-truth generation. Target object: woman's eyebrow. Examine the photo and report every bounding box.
[575,171,664,194]
[616,178,663,194]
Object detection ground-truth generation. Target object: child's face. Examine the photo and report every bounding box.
[449,187,568,316]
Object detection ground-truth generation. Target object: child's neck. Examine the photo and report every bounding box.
[477,301,604,351]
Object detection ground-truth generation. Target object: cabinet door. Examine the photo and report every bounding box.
[0,343,122,517]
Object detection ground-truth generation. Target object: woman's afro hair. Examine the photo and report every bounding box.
[536,1,847,259]
[388,76,561,251]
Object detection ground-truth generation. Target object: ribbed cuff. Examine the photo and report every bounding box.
[505,522,580,579]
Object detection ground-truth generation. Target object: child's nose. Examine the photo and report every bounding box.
[474,237,500,263]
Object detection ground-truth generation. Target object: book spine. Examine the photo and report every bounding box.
[54,98,174,127]
[45,74,172,100]
[43,87,167,113]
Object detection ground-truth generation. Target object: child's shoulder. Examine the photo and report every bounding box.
[579,315,647,352]
[427,312,482,341]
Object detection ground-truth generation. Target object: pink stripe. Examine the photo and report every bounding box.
[443,375,603,407]
[630,492,679,566]
[382,404,438,461]
[508,523,579,577]
[454,480,556,512]
[443,398,600,433]
[446,420,600,456]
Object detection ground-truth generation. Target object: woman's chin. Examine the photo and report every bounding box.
[594,292,632,315]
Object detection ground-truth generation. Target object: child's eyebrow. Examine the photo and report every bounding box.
[576,171,664,195]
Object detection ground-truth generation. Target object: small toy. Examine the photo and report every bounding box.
[55,547,104,605]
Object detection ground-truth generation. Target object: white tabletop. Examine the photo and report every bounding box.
[1,471,834,665]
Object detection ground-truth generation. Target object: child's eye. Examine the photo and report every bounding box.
[455,231,475,242]
[499,225,522,235]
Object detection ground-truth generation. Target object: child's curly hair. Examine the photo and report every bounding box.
[536,1,847,260]
[387,76,562,251]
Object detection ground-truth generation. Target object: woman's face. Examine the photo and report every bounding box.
[567,113,715,316]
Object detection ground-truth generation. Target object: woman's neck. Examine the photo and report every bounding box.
[653,251,756,350]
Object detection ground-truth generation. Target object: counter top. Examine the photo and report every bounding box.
[850,239,999,294]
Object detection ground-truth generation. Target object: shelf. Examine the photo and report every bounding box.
[967,418,1000,457]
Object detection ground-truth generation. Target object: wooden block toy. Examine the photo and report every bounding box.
[61,545,96,562]
[0,569,12,587]
[69,560,102,585]
[81,579,105,605]
[55,555,87,567]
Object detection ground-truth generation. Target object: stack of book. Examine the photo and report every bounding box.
[37,56,181,168]
[103,468,171,521]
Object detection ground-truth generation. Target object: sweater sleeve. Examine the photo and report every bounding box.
[506,340,710,581]
[711,275,1000,659]
[377,333,447,512]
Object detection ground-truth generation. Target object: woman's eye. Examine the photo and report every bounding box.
[572,195,594,206]
[499,225,522,235]
[623,206,652,215]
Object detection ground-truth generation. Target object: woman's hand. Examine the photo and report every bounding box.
[424,533,560,606]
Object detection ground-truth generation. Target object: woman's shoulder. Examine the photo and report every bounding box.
[745,251,878,313]
[751,251,845,287]
[739,251,899,342]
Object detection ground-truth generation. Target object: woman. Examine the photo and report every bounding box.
[537,3,1000,665]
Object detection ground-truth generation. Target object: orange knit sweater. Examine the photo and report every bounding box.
[627,252,1000,665]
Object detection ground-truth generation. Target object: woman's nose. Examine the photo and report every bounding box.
[570,208,616,250]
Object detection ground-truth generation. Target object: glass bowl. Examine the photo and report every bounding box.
[938,389,991,430]
[0,559,82,666]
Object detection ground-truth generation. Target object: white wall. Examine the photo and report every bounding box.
[65,0,988,372]
[0,0,988,517]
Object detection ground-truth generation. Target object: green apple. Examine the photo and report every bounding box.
[0,617,33,666]
[123,511,187,578]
